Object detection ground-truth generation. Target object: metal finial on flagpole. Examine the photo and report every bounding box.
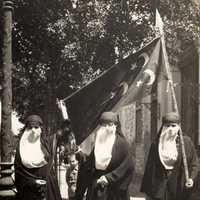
[56,98,69,120]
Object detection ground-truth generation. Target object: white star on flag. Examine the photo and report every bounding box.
[136,80,143,87]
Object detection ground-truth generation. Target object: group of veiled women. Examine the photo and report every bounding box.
[14,111,199,200]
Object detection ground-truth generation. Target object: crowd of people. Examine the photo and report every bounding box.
[13,111,199,200]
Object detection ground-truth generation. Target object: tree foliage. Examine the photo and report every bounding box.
[159,0,200,64]
[2,0,199,132]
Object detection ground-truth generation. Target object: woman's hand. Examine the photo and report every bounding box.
[97,176,109,188]
[185,178,194,188]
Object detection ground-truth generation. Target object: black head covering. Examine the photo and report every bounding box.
[162,112,180,124]
[99,112,118,124]
[25,114,43,127]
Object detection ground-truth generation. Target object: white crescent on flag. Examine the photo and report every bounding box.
[131,52,149,70]
[136,69,155,87]
[144,69,155,85]
[140,53,150,67]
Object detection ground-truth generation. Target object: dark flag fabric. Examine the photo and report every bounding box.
[64,37,162,145]
[112,39,161,111]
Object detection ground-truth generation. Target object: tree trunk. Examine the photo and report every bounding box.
[45,83,58,136]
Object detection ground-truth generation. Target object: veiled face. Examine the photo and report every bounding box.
[162,122,180,137]
[159,122,180,167]
[25,125,42,142]
[94,122,117,170]
[98,122,116,134]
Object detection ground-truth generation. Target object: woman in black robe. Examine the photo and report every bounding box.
[140,112,199,200]
[14,115,62,200]
[75,111,134,200]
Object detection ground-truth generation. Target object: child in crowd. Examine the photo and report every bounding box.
[66,153,79,200]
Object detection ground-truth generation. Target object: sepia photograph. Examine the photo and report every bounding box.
[0,0,200,200]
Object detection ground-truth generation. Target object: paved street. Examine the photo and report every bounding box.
[58,166,200,200]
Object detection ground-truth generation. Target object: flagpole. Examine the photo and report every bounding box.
[161,35,190,185]
[156,9,190,185]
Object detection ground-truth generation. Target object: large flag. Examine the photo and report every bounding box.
[63,37,163,144]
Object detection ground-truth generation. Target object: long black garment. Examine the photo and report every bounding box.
[75,133,134,200]
[14,134,62,200]
[141,133,199,200]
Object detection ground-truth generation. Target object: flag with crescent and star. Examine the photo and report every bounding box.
[63,37,162,144]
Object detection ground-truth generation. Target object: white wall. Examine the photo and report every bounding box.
[0,101,24,135]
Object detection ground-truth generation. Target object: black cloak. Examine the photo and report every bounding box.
[141,130,199,200]
[14,134,62,200]
[75,133,134,200]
